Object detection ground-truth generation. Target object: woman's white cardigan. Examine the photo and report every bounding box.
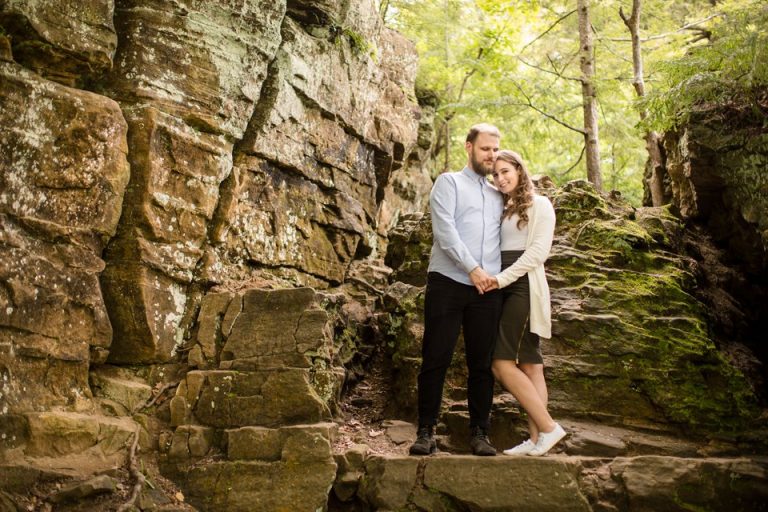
[494,194,555,339]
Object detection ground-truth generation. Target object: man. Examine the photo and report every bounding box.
[409,123,503,456]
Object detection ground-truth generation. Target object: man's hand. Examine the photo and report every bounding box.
[469,267,495,294]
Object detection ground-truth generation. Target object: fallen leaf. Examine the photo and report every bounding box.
[174,491,185,502]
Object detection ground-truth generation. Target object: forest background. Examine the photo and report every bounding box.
[382,0,767,205]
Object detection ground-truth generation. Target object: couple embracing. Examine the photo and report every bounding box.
[409,123,566,457]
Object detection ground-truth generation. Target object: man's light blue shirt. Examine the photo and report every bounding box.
[428,166,503,286]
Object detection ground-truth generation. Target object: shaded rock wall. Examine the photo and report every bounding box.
[659,98,768,390]
[0,0,430,390]
[0,0,118,86]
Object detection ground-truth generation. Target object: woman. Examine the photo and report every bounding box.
[481,150,565,456]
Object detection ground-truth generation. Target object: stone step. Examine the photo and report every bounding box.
[442,410,710,458]
[90,365,154,415]
[159,420,768,511]
[164,422,338,462]
[168,369,342,429]
[0,412,141,488]
[336,453,768,512]
[160,423,338,512]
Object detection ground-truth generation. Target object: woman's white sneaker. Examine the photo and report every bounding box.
[502,439,535,456]
[528,423,566,456]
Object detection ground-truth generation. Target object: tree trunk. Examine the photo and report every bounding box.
[577,0,602,191]
[443,121,451,172]
[620,0,666,206]
[644,131,665,206]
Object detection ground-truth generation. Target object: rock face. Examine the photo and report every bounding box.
[0,0,118,86]
[94,0,430,364]
[659,101,768,383]
[0,58,129,426]
[0,0,429,508]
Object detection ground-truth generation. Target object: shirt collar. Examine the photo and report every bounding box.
[461,166,486,183]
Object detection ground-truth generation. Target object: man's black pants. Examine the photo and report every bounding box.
[417,272,503,430]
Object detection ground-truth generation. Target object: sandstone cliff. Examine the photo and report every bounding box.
[1,0,432,509]
[1,1,766,511]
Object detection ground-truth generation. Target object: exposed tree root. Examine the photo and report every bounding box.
[117,428,145,512]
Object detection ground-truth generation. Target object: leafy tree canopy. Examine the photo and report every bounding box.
[642,0,768,132]
[384,0,764,204]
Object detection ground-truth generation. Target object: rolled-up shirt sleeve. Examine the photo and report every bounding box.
[430,174,479,274]
[495,198,556,288]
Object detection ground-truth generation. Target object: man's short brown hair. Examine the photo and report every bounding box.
[466,123,501,143]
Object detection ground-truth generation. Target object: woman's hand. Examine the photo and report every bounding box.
[481,277,499,292]
[470,268,500,294]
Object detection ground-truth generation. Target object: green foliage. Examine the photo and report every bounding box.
[342,27,374,57]
[385,0,759,205]
[642,0,768,132]
[331,23,376,58]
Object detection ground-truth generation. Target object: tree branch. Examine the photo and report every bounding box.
[509,80,586,134]
[556,144,586,180]
[517,55,582,82]
[520,9,577,53]
[600,13,722,42]
[133,382,179,414]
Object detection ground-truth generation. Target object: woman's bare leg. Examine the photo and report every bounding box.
[519,363,548,442]
[492,359,555,437]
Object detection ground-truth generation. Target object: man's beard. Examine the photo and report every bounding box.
[470,151,493,176]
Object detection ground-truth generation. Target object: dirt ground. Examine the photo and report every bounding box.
[332,348,414,456]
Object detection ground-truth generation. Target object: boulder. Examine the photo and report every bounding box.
[352,454,768,511]
[49,474,116,503]
[169,458,337,512]
[0,412,140,487]
[90,366,153,414]
[660,106,768,386]
[225,423,337,461]
[358,455,420,510]
[385,212,432,286]
[545,181,758,432]
[422,456,590,511]
[588,455,768,511]
[23,412,135,458]
[168,425,215,459]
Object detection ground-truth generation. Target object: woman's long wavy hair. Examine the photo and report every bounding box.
[497,150,534,228]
